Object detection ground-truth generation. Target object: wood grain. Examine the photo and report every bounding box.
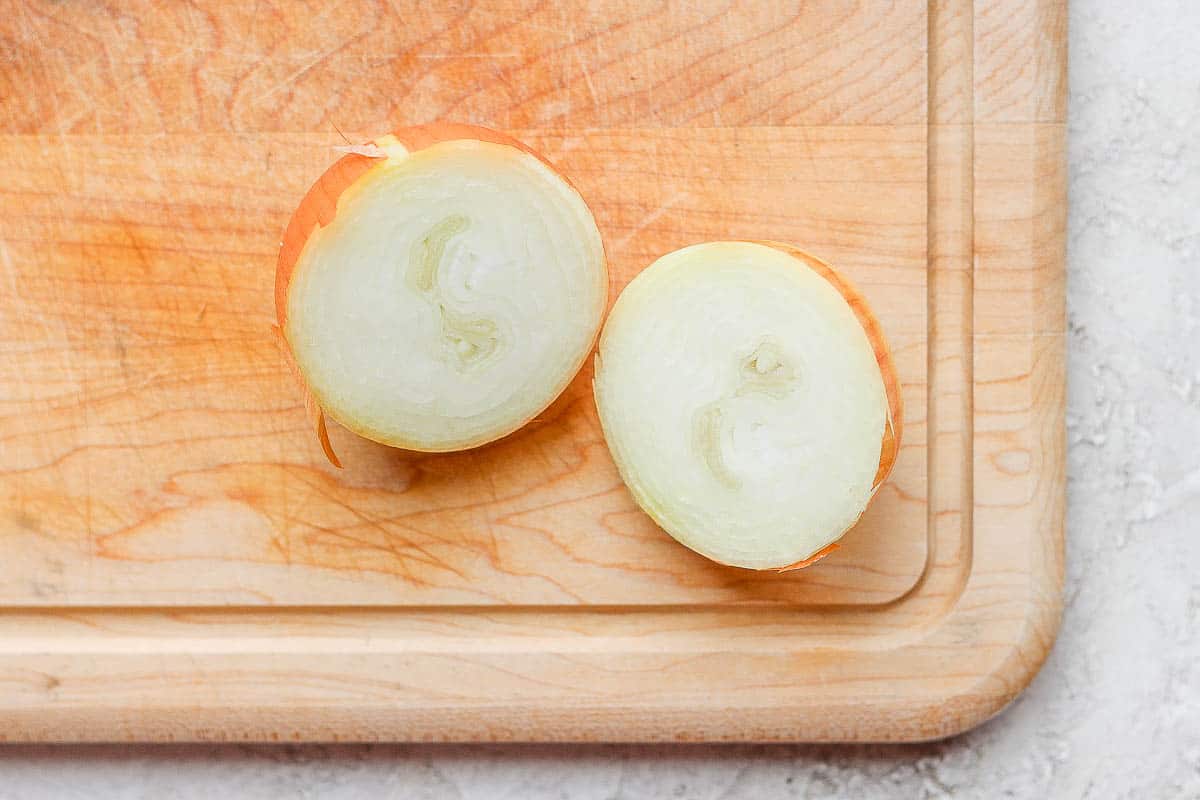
[0,0,1065,741]
[0,1,927,132]
[0,126,929,606]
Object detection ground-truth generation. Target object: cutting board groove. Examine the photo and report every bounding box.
[0,0,1065,741]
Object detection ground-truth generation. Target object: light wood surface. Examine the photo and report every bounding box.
[0,0,1065,741]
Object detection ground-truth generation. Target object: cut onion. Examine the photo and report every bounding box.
[593,241,902,570]
[276,124,608,456]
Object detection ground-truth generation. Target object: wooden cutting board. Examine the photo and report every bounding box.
[0,0,1065,741]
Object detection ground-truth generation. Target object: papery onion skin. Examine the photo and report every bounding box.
[276,124,608,458]
[593,241,903,571]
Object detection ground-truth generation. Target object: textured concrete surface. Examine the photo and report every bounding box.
[2,1,1198,797]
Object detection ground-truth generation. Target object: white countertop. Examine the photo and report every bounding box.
[2,2,1198,797]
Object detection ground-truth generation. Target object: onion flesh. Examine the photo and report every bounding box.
[593,242,901,570]
[278,128,607,454]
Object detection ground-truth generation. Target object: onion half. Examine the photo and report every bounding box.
[276,125,608,456]
[593,242,902,570]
